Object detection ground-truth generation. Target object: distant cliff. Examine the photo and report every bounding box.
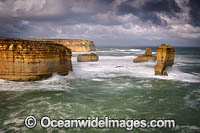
[24,39,96,52]
[0,38,72,81]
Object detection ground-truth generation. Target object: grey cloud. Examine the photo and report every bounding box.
[188,0,200,27]
[0,0,113,22]
[0,0,199,46]
[117,0,182,25]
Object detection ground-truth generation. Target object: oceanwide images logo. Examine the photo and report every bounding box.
[24,116,176,131]
[24,116,37,129]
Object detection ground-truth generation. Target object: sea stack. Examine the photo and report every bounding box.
[0,38,72,81]
[133,48,156,62]
[154,44,175,76]
[77,53,99,62]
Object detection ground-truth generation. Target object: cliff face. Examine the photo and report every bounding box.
[0,38,72,81]
[154,44,175,76]
[49,39,96,52]
[24,39,96,52]
[133,48,156,62]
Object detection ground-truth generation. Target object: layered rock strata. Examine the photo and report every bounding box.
[24,39,96,52]
[133,48,156,62]
[154,44,175,76]
[0,38,72,81]
[77,53,99,62]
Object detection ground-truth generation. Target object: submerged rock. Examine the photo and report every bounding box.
[133,48,156,62]
[77,53,99,62]
[0,38,72,81]
[154,44,175,76]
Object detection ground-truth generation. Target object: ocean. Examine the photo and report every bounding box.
[0,47,200,132]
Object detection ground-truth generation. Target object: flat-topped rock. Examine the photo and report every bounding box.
[0,38,72,81]
[77,53,99,62]
[133,48,156,62]
[154,44,175,76]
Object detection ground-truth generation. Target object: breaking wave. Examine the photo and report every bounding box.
[0,48,199,92]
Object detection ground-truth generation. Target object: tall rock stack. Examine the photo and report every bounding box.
[154,44,175,76]
[0,38,72,81]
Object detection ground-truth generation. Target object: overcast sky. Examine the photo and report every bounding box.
[0,0,200,47]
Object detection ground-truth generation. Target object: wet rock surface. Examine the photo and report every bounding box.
[0,38,72,81]
[77,53,99,62]
[154,44,175,76]
[133,48,156,63]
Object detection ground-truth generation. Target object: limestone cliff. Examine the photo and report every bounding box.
[77,53,99,62]
[24,39,96,52]
[133,48,156,62]
[154,44,175,76]
[0,38,72,81]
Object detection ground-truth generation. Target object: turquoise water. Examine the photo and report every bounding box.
[0,47,200,132]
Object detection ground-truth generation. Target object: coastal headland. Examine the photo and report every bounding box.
[0,38,72,81]
[23,38,96,52]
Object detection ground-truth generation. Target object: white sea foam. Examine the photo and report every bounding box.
[0,73,73,91]
[128,49,143,52]
[0,48,199,91]
[176,125,200,130]
[184,89,200,110]
[68,54,200,83]
[97,48,143,53]
[92,78,105,81]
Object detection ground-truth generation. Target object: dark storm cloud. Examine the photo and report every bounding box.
[117,0,182,25]
[100,0,115,4]
[0,21,29,37]
[188,0,200,27]
[117,3,163,25]
[0,0,182,27]
[0,0,199,46]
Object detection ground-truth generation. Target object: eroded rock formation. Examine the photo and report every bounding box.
[144,48,153,56]
[50,39,96,52]
[133,48,156,62]
[77,53,99,62]
[24,39,96,52]
[0,38,72,81]
[154,44,175,76]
